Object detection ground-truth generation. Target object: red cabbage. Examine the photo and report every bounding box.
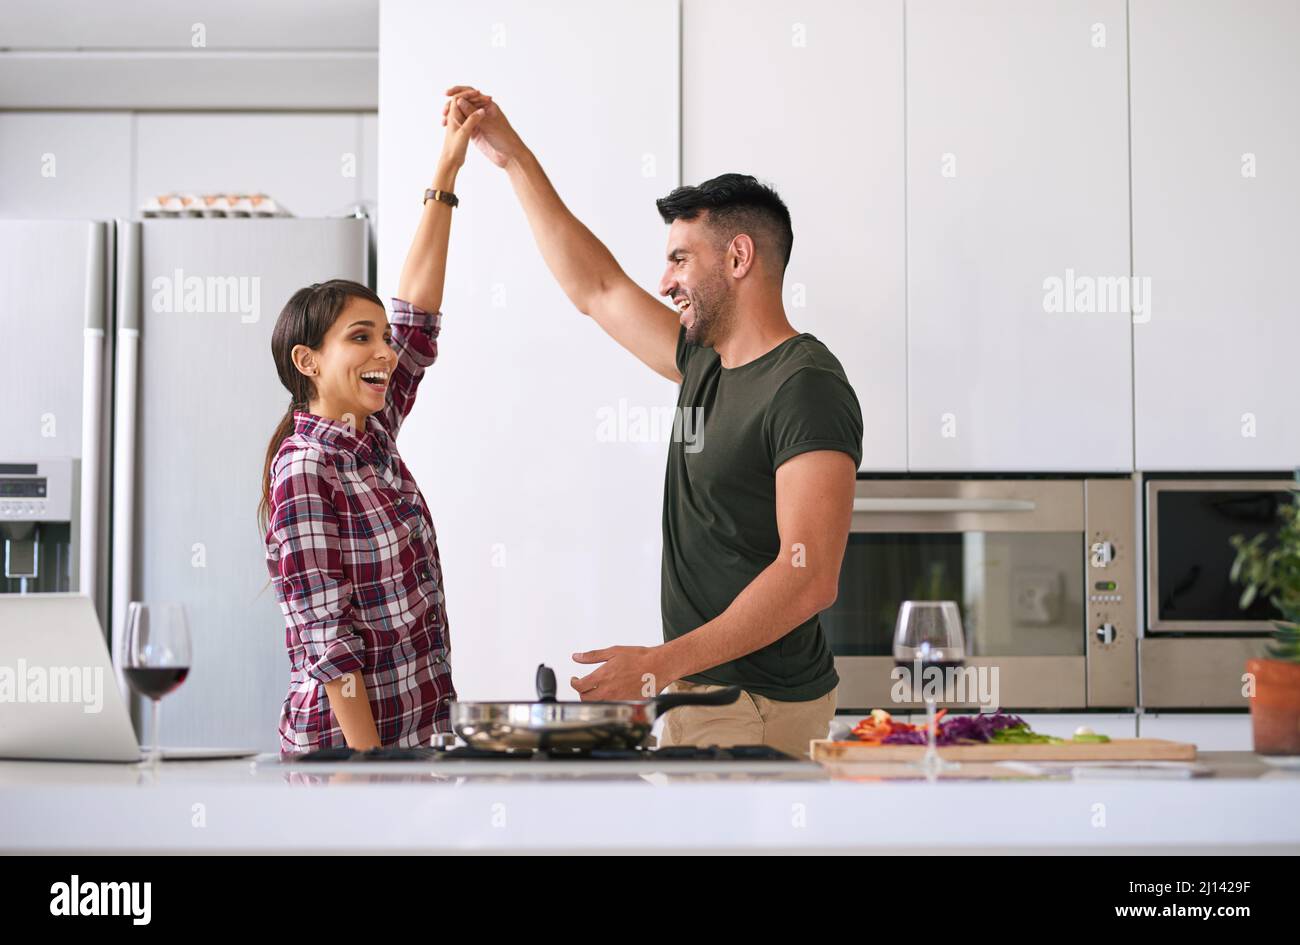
[880,712,1027,745]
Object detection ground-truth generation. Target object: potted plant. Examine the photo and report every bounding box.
[1230,474,1300,755]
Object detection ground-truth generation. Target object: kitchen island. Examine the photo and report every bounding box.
[1,751,1297,854]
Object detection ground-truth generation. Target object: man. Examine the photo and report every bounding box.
[445,86,863,758]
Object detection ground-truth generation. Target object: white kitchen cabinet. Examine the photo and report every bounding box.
[379,0,679,699]
[906,0,1132,472]
[682,0,907,471]
[1139,713,1253,752]
[135,113,368,219]
[1131,0,1300,470]
[0,112,133,219]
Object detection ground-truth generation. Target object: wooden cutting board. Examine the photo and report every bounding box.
[811,738,1197,763]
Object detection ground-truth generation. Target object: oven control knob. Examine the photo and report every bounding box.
[1094,622,1118,645]
[1090,541,1116,568]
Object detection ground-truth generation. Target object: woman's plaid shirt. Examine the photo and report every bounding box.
[265,298,454,754]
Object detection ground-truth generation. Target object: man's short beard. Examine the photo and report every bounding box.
[684,270,733,347]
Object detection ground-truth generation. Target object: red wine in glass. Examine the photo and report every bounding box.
[123,602,192,767]
[123,666,190,700]
[892,601,968,772]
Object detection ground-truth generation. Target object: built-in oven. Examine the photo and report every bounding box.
[821,477,1137,712]
[1139,476,1293,709]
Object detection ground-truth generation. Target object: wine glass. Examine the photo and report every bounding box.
[123,602,192,768]
[893,600,967,775]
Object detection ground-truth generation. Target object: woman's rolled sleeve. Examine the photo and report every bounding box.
[379,298,441,435]
[267,448,365,684]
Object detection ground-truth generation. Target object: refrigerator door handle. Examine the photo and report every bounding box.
[79,222,108,613]
[110,221,141,704]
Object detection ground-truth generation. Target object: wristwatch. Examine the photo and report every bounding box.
[423,188,459,208]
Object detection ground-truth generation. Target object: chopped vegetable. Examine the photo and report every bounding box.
[848,710,1110,746]
[990,724,1063,744]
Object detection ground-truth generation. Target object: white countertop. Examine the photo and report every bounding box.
[1,752,1297,854]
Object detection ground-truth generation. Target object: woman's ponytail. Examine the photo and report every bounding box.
[258,401,302,532]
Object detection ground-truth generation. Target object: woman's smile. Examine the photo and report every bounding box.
[360,368,390,393]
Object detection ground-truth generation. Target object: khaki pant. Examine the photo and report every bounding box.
[657,680,837,759]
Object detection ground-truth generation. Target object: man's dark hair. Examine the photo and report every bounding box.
[655,173,793,273]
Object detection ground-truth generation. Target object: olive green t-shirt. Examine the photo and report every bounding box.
[662,325,864,701]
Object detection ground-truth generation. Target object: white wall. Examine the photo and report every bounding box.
[379,0,679,700]
[135,114,373,218]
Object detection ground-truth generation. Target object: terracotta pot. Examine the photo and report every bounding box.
[1247,658,1300,755]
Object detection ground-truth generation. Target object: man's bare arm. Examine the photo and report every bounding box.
[445,87,681,382]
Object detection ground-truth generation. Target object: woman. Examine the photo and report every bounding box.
[258,93,486,754]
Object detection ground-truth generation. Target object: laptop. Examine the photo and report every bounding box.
[0,593,255,762]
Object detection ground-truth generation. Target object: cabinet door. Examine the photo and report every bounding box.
[0,112,132,219]
[682,0,907,471]
[379,0,679,699]
[906,0,1132,471]
[1131,0,1300,470]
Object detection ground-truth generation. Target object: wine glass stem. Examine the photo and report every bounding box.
[926,698,937,762]
[151,698,161,768]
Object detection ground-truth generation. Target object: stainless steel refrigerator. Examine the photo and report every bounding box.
[0,220,113,619]
[111,217,370,751]
[2,215,370,752]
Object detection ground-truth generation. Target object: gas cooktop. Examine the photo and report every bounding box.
[291,744,799,763]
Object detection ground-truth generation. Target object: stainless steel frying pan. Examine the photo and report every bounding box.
[450,664,741,751]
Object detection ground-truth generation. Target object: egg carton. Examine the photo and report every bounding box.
[140,193,292,218]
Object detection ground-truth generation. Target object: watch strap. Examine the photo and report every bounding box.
[423,188,459,208]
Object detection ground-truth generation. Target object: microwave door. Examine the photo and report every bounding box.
[1146,479,1294,633]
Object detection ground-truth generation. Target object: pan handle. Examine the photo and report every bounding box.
[652,685,742,716]
[535,664,558,703]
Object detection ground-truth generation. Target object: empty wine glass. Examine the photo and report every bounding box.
[893,600,967,775]
[123,602,192,768]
